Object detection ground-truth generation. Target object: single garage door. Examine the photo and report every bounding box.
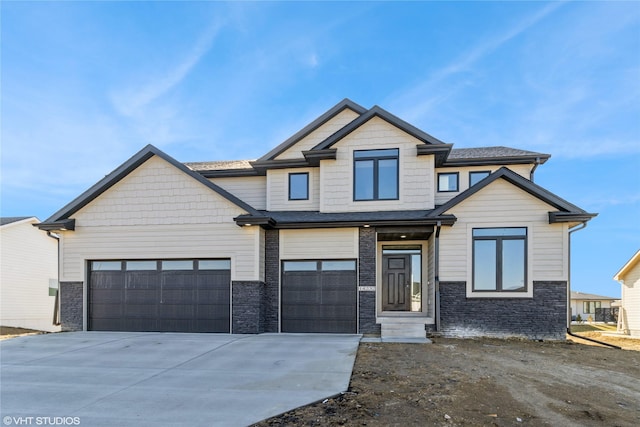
[281,260,357,333]
[89,259,230,332]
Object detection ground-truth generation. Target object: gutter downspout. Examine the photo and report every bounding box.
[565,222,621,349]
[434,221,442,332]
[46,231,61,326]
[530,157,541,182]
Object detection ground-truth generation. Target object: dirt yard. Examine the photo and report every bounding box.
[255,337,640,427]
[0,326,43,341]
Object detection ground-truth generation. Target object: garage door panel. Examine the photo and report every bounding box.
[281,260,357,333]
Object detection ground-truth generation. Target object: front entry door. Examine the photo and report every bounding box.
[382,254,412,311]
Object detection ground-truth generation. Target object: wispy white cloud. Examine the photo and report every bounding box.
[390,2,564,122]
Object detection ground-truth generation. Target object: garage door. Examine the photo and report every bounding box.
[89,259,230,332]
[281,260,357,333]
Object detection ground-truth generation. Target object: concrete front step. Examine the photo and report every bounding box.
[380,321,426,339]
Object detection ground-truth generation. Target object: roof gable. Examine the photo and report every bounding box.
[40,145,261,230]
[0,217,37,227]
[614,249,640,281]
[257,99,366,162]
[431,167,596,223]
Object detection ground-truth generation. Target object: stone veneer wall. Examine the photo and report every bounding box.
[358,227,380,334]
[264,229,280,332]
[232,281,265,334]
[59,281,83,332]
[439,281,567,340]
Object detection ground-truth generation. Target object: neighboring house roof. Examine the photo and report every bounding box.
[444,146,550,166]
[571,291,618,301]
[234,209,457,228]
[257,98,367,162]
[185,160,258,178]
[614,249,640,281]
[0,217,35,226]
[431,167,597,223]
[37,145,263,231]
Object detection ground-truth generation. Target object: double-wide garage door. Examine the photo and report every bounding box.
[89,259,230,333]
[281,260,357,333]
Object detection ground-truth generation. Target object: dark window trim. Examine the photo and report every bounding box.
[353,148,399,201]
[469,170,491,186]
[437,172,459,192]
[472,227,528,292]
[288,172,309,200]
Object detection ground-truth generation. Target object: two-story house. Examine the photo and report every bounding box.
[38,99,596,340]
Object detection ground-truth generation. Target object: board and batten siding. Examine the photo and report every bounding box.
[267,168,320,211]
[621,262,640,336]
[63,155,262,282]
[280,228,359,260]
[210,176,266,210]
[320,116,435,212]
[0,218,60,332]
[434,164,532,206]
[275,108,361,160]
[438,179,568,295]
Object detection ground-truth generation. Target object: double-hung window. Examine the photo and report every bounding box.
[354,149,399,201]
[473,227,527,292]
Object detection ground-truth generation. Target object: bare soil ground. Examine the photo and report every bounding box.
[0,326,43,341]
[255,337,640,427]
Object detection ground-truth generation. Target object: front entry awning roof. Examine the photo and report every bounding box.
[234,210,457,229]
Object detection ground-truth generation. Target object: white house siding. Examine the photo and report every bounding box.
[0,218,60,332]
[280,228,358,260]
[64,155,262,282]
[266,167,320,211]
[439,179,568,296]
[434,164,532,206]
[320,117,434,212]
[621,262,640,336]
[571,299,614,321]
[275,108,361,160]
[210,176,266,210]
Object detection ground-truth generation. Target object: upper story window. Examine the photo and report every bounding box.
[438,172,459,192]
[288,172,309,200]
[354,149,399,201]
[469,171,491,186]
[473,227,527,292]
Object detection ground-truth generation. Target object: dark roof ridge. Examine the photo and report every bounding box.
[257,98,367,161]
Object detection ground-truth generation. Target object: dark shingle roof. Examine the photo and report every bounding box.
[448,146,550,160]
[185,160,254,171]
[1,217,34,226]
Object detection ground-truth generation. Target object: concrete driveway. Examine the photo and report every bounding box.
[0,332,361,427]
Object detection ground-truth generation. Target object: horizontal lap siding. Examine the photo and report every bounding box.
[622,264,640,335]
[63,155,261,282]
[210,176,266,210]
[275,109,361,160]
[280,228,358,259]
[267,168,320,211]
[439,179,567,282]
[320,117,434,212]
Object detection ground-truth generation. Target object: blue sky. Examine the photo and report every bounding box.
[2,1,638,297]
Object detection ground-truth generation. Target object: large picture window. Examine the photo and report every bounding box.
[354,149,398,201]
[473,227,527,292]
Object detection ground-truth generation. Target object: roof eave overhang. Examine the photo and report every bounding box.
[36,219,76,231]
[198,168,260,178]
[442,154,551,167]
[302,149,337,166]
[416,144,454,167]
[249,159,310,174]
[548,212,598,224]
[234,214,457,229]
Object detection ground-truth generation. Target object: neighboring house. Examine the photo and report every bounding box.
[1,217,60,332]
[570,291,618,322]
[37,99,597,340]
[614,250,640,336]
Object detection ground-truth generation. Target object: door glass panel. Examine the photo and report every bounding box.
[162,260,194,270]
[91,261,122,271]
[411,254,422,312]
[199,260,231,270]
[502,240,525,291]
[126,261,157,271]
